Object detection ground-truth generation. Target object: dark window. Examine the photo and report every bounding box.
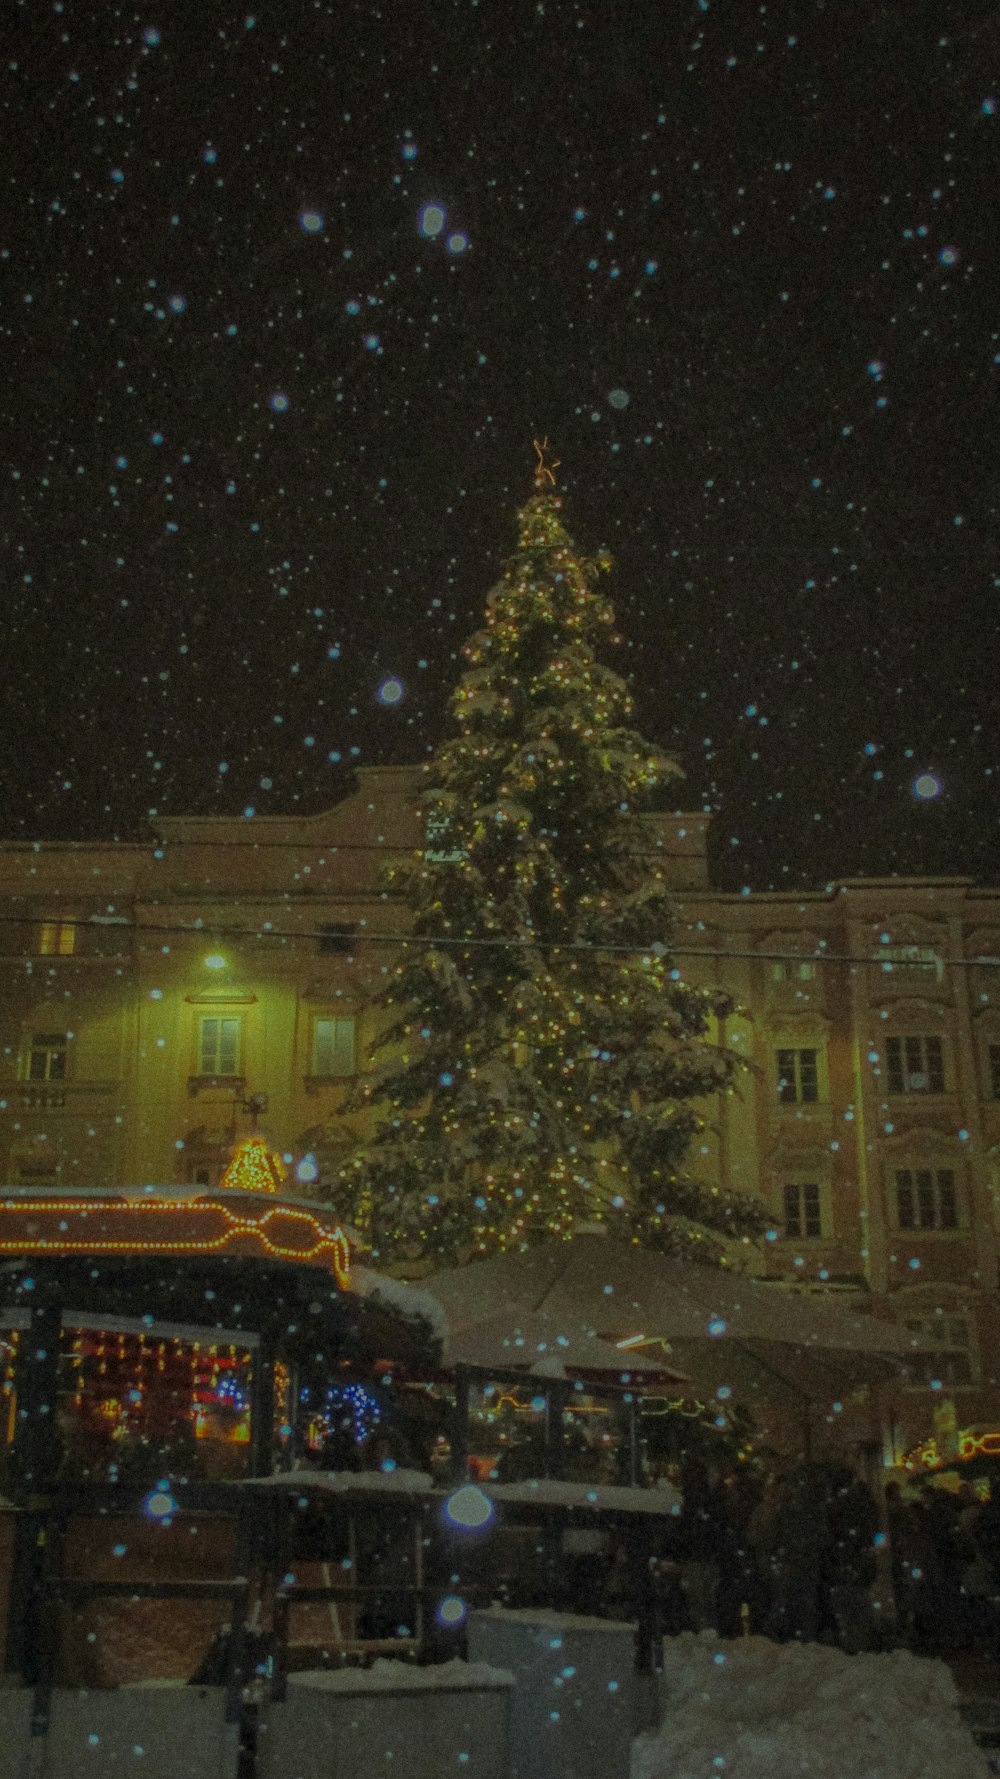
[895,1168,958,1231]
[879,945,940,978]
[28,1033,67,1082]
[989,1043,1000,1100]
[318,923,358,955]
[783,1181,822,1239]
[885,1035,944,1095]
[904,1316,974,1387]
[776,1048,819,1104]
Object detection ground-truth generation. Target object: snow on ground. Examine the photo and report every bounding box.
[631,1633,992,1779]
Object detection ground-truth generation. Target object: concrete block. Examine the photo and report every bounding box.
[257,1660,514,1779]
[468,1608,645,1779]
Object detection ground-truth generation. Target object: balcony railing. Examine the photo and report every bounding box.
[9,1081,121,1113]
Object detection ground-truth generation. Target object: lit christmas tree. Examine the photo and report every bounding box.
[338,445,767,1268]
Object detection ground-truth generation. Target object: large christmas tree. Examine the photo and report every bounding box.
[337,448,767,1268]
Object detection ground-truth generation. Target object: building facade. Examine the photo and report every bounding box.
[2,763,999,1461]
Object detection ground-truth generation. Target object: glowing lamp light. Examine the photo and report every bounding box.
[913,773,941,800]
[436,1594,467,1627]
[203,954,227,970]
[443,1485,494,1531]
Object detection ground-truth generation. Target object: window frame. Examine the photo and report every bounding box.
[26,1032,68,1083]
[38,920,76,957]
[885,1033,945,1096]
[197,1014,242,1078]
[771,960,817,983]
[310,1014,357,1079]
[782,1180,824,1240]
[775,1046,820,1105]
[894,1166,959,1232]
[877,944,943,982]
[902,1312,976,1389]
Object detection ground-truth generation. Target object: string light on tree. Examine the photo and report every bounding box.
[336,447,768,1268]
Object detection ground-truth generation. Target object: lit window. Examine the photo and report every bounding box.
[198,1016,241,1076]
[776,1048,819,1104]
[895,1168,958,1231]
[312,1016,356,1078]
[27,1033,68,1082]
[783,1182,822,1239]
[886,1035,944,1095]
[38,921,76,956]
[771,960,815,983]
[904,1314,975,1388]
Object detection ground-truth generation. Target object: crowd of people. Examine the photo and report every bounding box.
[666,1456,1000,1657]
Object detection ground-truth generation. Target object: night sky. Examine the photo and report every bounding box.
[3,1,997,891]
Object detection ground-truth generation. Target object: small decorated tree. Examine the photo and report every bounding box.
[337,446,766,1268]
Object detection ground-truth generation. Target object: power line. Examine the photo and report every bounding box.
[0,912,997,970]
[7,836,708,860]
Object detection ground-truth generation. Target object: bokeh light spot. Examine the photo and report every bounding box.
[419,203,446,237]
[444,1485,493,1530]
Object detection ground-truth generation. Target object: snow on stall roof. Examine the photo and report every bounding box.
[349,1263,449,1338]
[474,1606,639,1634]
[485,1478,681,1515]
[287,1658,514,1695]
[239,1466,433,1496]
[631,1633,992,1779]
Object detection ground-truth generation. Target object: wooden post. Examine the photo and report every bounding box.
[10,1296,63,1493]
[544,1381,568,1480]
[633,1523,663,1679]
[627,1394,640,1486]
[250,1328,276,1479]
[451,1366,471,1484]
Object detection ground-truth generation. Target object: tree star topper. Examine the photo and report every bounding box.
[533,437,561,489]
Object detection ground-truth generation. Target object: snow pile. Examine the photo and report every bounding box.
[288,1657,514,1694]
[632,1634,991,1779]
